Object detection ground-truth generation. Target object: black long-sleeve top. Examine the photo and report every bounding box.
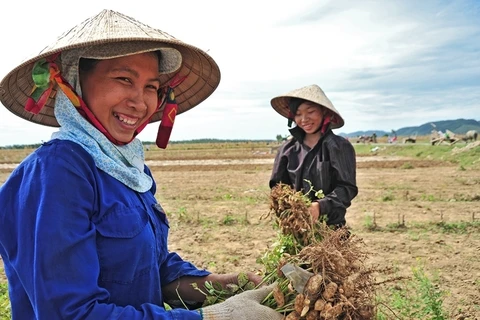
[269,130,358,226]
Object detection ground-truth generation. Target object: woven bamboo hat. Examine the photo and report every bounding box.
[270,84,344,129]
[0,9,221,127]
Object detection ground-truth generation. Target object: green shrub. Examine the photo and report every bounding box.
[0,280,11,320]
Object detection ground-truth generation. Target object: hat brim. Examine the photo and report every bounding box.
[79,41,183,75]
[271,91,345,130]
[0,10,221,128]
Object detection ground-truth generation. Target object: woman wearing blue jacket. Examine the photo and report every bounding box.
[0,9,282,320]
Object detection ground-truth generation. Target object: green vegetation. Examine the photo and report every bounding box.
[354,143,480,169]
[363,213,379,231]
[221,214,237,225]
[381,192,395,202]
[377,263,448,319]
[434,220,480,233]
[0,278,10,320]
[175,206,194,223]
[400,162,414,169]
[257,232,298,275]
[420,194,441,202]
[364,219,480,234]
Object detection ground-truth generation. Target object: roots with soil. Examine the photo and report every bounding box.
[261,183,378,319]
[264,182,324,246]
[198,183,381,319]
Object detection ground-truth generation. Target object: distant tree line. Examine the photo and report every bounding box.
[0,139,279,149]
[143,138,276,145]
[0,144,42,150]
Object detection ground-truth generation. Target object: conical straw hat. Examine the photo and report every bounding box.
[0,9,221,127]
[270,84,344,129]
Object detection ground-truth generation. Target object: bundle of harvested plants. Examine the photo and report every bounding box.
[260,183,377,319]
[263,225,376,319]
[266,182,324,246]
[196,183,378,319]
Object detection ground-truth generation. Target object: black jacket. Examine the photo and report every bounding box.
[269,130,358,225]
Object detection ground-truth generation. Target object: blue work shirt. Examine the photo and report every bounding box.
[0,139,207,319]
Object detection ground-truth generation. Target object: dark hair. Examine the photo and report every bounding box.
[288,97,305,116]
[79,58,99,73]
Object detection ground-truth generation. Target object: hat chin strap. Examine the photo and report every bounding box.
[317,114,330,135]
[317,111,339,135]
[155,74,186,149]
[77,98,136,145]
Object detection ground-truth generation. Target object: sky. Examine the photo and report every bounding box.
[0,0,479,146]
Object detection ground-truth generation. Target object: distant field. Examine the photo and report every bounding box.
[1,140,479,319]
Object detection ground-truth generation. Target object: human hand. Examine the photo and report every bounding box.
[214,271,263,288]
[245,271,263,286]
[200,283,283,320]
[309,201,320,222]
[162,272,263,305]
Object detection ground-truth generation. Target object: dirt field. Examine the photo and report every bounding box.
[151,155,479,319]
[0,146,479,319]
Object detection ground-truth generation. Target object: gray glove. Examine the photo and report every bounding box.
[200,283,283,320]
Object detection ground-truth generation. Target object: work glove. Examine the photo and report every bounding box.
[200,283,283,320]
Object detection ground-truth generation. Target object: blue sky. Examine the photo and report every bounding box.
[0,0,479,146]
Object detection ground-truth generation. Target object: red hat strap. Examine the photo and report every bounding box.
[319,111,339,134]
[156,74,187,149]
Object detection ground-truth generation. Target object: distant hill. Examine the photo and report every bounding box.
[343,130,389,138]
[339,119,480,137]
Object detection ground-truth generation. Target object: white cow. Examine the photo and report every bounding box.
[462,130,478,142]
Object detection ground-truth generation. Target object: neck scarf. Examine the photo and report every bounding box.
[51,91,153,193]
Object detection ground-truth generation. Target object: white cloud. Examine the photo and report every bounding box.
[0,0,479,146]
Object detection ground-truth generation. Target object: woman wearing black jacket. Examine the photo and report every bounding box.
[269,84,358,227]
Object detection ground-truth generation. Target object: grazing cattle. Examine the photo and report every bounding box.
[356,133,377,143]
[462,130,478,142]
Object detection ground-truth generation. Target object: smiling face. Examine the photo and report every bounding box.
[294,101,324,134]
[79,52,161,143]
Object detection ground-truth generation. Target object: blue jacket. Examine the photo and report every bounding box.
[0,139,207,319]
